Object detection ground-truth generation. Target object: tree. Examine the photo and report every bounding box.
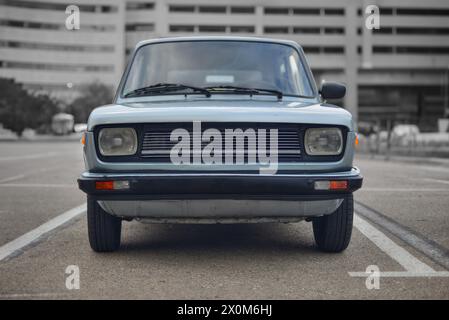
[0,78,59,136]
[66,82,114,123]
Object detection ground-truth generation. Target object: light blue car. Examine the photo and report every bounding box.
[78,36,363,253]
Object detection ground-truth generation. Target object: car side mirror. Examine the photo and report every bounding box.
[320,82,346,100]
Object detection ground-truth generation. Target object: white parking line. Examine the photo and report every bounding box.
[0,200,441,278]
[0,152,62,161]
[0,183,74,188]
[0,174,26,184]
[355,202,449,270]
[360,188,448,192]
[353,214,435,273]
[421,166,449,174]
[421,178,449,185]
[0,204,86,262]
[0,292,72,298]
[349,271,449,278]
[0,164,72,185]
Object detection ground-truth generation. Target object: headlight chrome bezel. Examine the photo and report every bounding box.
[98,127,138,156]
[304,127,344,156]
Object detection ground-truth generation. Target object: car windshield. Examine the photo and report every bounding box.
[122,41,315,98]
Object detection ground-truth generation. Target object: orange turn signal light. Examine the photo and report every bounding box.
[314,180,348,190]
[95,181,114,190]
[95,180,130,190]
[355,134,359,147]
[329,180,348,190]
[81,132,86,146]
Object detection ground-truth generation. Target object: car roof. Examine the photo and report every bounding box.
[135,36,301,50]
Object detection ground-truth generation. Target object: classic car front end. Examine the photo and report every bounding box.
[78,36,363,253]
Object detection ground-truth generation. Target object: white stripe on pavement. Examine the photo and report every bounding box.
[0,152,62,161]
[0,164,71,185]
[0,174,26,183]
[0,204,86,262]
[422,178,449,185]
[353,214,435,273]
[355,202,449,270]
[0,202,439,276]
[360,188,448,192]
[421,166,449,174]
[0,183,74,188]
[0,292,73,298]
[349,271,449,278]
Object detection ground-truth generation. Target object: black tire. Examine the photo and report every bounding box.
[312,194,353,253]
[87,196,122,252]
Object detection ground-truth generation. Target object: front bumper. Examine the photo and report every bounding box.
[78,167,362,201]
[78,168,362,221]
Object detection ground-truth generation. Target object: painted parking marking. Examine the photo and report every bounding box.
[0,164,75,185]
[0,152,63,161]
[0,196,446,288]
[349,271,449,278]
[421,166,449,174]
[420,178,449,186]
[355,202,449,270]
[407,177,449,186]
[0,174,26,183]
[0,204,86,262]
[360,187,448,192]
[0,292,72,299]
[353,214,434,273]
[0,183,74,188]
[350,203,449,285]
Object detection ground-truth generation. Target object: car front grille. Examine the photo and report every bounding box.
[140,122,302,163]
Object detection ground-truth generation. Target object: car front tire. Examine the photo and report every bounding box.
[312,194,353,253]
[87,196,122,252]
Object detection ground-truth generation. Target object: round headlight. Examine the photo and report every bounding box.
[98,128,137,156]
[305,128,343,156]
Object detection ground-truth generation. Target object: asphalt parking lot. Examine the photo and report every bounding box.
[0,141,448,299]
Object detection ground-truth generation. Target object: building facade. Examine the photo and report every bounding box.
[0,0,449,130]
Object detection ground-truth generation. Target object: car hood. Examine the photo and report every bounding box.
[87,98,354,131]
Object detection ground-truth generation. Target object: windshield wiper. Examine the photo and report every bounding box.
[124,83,211,98]
[204,85,283,100]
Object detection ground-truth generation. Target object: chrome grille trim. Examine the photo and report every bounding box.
[140,123,303,163]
